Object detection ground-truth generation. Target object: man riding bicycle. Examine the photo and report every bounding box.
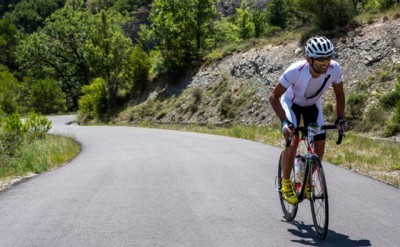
[269,36,346,204]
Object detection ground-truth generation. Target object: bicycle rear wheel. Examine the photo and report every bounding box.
[277,151,298,221]
[309,157,329,239]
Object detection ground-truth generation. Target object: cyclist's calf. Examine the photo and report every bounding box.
[281,135,300,179]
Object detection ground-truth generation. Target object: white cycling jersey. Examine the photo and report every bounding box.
[279,60,343,107]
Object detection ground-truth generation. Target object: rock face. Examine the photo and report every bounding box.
[120,17,400,127]
[192,18,400,90]
[180,17,400,124]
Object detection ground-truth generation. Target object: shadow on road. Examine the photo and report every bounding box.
[287,221,371,246]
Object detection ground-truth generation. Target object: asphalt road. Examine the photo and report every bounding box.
[0,115,399,246]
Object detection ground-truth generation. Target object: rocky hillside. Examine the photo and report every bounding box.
[114,17,400,130]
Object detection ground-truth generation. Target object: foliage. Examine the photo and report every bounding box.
[235,0,254,40]
[0,113,27,156]
[78,77,108,121]
[0,134,79,178]
[3,0,64,33]
[16,4,92,110]
[251,9,267,38]
[0,65,20,115]
[380,81,400,136]
[380,84,400,109]
[296,0,357,31]
[213,17,240,45]
[85,10,134,112]
[24,112,52,140]
[0,18,18,69]
[0,113,51,156]
[29,78,66,114]
[149,0,215,73]
[203,49,223,64]
[267,0,289,29]
[130,43,151,95]
[346,92,366,129]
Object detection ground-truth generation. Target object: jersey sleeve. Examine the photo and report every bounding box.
[332,61,343,84]
[278,63,297,88]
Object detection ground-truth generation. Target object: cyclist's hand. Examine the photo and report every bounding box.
[281,119,294,137]
[335,117,347,133]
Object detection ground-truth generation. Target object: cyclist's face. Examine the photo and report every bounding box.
[310,57,331,75]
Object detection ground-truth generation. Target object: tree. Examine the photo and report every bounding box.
[4,0,64,33]
[267,0,287,29]
[235,0,254,40]
[296,0,356,31]
[85,10,135,113]
[0,65,19,115]
[150,0,197,72]
[193,0,216,53]
[29,78,66,114]
[78,77,107,121]
[0,18,18,70]
[16,4,92,110]
[251,8,267,38]
[213,16,240,45]
[130,43,150,96]
[149,0,217,73]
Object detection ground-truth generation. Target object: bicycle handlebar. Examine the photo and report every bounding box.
[285,124,345,147]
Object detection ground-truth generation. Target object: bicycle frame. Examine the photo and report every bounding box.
[277,123,344,239]
[295,125,325,202]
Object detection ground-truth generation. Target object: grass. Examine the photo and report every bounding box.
[134,122,400,188]
[355,3,400,23]
[0,134,80,186]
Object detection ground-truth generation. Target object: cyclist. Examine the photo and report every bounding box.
[269,36,346,204]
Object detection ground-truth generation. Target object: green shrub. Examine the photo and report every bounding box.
[0,66,19,115]
[219,93,235,119]
[346,93,366,121]
[364,104,389,131]
[24,112,52,140]
[130,43,151,94]
[29,78,66,114]
[78,78,107,121]
[0,114,27,156]
[380,90,400,109]
[204,49,223,65]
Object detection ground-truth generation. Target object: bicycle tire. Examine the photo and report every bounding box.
[309,156,329,239]
[277,151,298,221]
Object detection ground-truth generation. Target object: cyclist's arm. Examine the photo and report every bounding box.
[332,82,345,119]
[269,82,288,122]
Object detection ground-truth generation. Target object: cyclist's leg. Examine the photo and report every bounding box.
[281,99,301,179]
[280,99,301,204]
[303,102,326,200]
[313,101,327,161]
[303,101,326,160]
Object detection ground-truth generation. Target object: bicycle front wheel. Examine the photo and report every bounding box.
[309,156,329,239]
[278,151,298,221]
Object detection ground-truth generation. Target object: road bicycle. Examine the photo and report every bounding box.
[275,122,345,239]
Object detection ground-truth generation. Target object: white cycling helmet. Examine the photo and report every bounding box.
[305,37,334,58]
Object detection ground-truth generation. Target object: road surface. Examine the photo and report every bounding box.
[0,115,399,246]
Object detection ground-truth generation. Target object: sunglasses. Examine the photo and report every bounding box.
[314,56,333,63]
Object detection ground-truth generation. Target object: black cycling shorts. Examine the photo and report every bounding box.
[287,103,326,141]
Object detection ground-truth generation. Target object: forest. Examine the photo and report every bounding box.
[0,0,399,120]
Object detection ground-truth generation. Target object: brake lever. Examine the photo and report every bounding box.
[336,121,346,145]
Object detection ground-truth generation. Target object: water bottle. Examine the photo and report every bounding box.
[294,154,303,183]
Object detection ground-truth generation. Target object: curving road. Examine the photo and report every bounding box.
[0,115,399,246]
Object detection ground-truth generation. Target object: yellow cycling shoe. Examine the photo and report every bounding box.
[281,179,298,204]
